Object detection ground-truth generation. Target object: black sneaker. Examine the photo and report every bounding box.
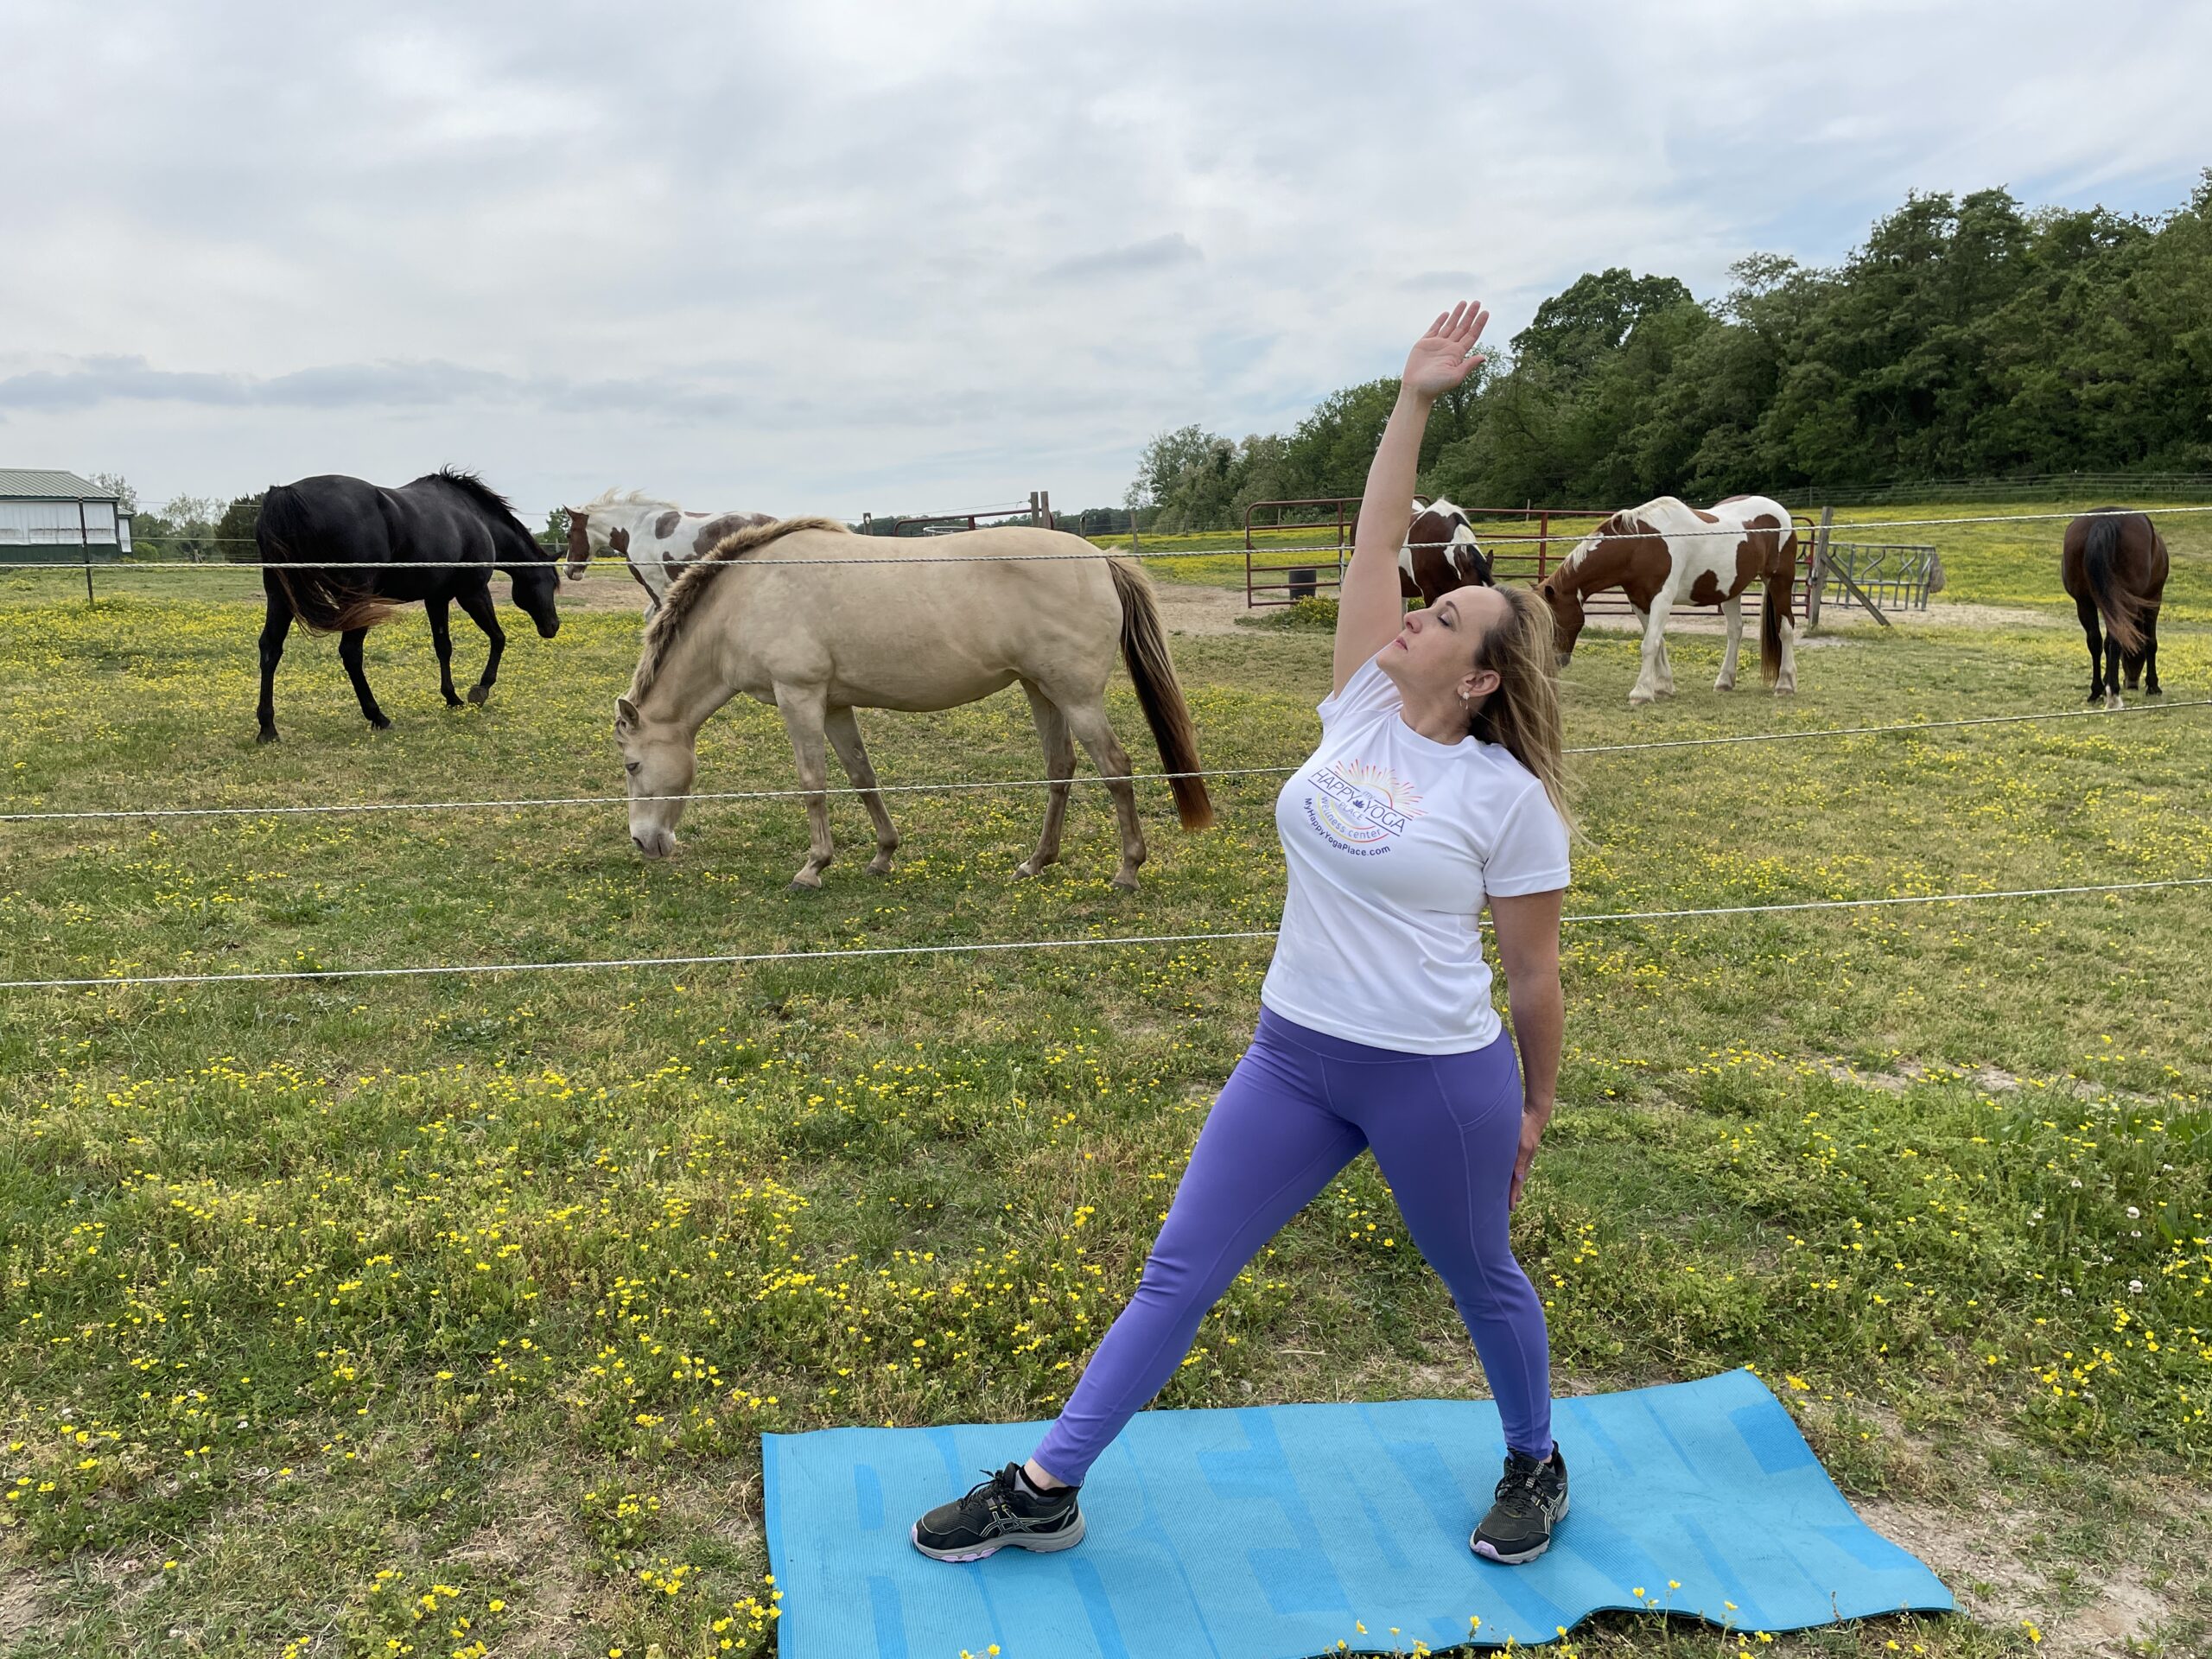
[912,1464,1085,1563]
[1471,1446,1568,1564]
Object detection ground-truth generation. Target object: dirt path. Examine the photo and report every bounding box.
[1144,579,2063,638]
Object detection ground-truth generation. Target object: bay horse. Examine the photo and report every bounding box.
[1537,494,1799,705]
[2061,509,2168,709]
[615,518,1213,890]
[254,468,561,742]
[565,490,773,612]
[1401,498,1492,605]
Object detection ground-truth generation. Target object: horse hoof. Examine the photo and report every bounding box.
[467,685,491,707]
[256,728,279,745]
[787,880,823,895]
[1111,874,1140,893]
[368,717,392,731]
[867,861,893,877]
[1627,694,1655,708]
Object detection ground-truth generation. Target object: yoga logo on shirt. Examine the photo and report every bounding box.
[1306,759,1427,849]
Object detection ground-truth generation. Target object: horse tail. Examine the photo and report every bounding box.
[2083,511,2141,653]
[1760,522,1796,685]
[257,484,393,633]
[1108,557,1214,831]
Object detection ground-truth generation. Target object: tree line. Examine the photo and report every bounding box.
[1128,175,2212,530]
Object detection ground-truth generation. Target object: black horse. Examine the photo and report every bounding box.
[255,467,561,741]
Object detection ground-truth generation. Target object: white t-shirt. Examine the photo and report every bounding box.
[1260,653,1571,1054]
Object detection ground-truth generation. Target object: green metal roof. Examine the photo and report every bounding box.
[0,469,119,501]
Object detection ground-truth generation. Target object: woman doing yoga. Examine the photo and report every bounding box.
[914,301,1574,1566]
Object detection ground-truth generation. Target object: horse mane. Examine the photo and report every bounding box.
[576,486,680,513]
[423,466,549,558]
[629,516,852,701]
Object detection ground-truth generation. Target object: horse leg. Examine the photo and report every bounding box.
[1015,681,1076,879]
[256,578,293,744]
[338,627,391,730]
[823,704,899,876]
[1714,594,1743,692]
[2074,595,2105,705]
[455,583,505,706]
[2104,632,2125,711]
[427,595,462,708]
[1063,695,1145,891]
[1773,576,1800,696]
[1628,603,1669,706]
[774,687,836,891]
[2143,610,2162,696]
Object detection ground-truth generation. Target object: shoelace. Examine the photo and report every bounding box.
[1490,1459,1549,1517]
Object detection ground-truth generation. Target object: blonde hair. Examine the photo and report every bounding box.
[1466,585,1575,836]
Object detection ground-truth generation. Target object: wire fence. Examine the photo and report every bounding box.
[7,698,2206,824]
[5,502,2212,573]
[5,875,2204,992]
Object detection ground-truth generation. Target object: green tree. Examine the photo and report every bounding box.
[217,493,264,563]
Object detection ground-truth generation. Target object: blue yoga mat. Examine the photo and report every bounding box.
[763,1368,1951,1657]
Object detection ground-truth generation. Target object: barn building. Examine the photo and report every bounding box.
[0,470,133,562]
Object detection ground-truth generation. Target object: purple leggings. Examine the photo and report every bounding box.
[1030,1006,1552,1486]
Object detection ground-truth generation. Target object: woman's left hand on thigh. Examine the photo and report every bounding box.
[1509,1103,1551,1210]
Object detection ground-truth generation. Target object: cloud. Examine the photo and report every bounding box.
[3,0,2209,513]
[1038,233,1204,285]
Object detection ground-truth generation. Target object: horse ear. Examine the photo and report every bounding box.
[615,695,639,731]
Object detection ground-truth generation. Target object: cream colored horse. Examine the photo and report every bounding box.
[614,518,1214,889]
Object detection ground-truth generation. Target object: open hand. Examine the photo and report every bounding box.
[1402,301,1490,399]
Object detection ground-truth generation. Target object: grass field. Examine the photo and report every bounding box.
[1,505,2209,1657]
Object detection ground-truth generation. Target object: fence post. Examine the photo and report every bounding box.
[1808,505,1833,628]
[1538,510,1550,579]
[79,499,94,605]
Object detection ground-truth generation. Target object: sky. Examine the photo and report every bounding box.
[4,0,2209,524]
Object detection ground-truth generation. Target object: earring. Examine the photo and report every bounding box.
[1456,688,1471,703]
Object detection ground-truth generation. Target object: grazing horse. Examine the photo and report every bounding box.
[615,518,1213,891]
[1537,494,1799,705]
[1400,498,1491,604]
[565,490,773,612]
[2061,509,2168,709]
[254,468,560,742]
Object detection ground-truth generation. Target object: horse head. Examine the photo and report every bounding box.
[1538,517,1618,664]
[564,506,595,581]
[565,491,646,582]
[615,692,694,859]
[1402,499,1492,605]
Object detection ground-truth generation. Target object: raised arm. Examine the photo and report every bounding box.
[1332,301,1491,695]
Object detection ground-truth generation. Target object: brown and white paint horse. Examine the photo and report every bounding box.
[1538,494,1799,705]
[565,489,773,612]
[1400,498,1492,605]
[2061,508,2168,708]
